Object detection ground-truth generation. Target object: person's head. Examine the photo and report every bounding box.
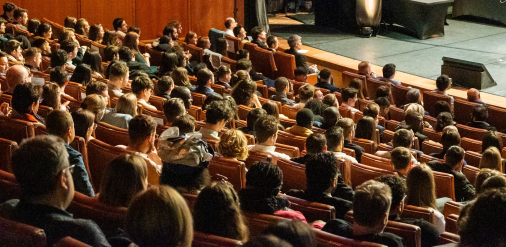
[322,93,337,107]
[482,130,503,153]
[246,108,267,131]
[225,17,237,29]
[64,16,76,28]
[171,67,190,88]
[262,101,280,119]
[233,24,247,39]
[287,34,302,50]
[263,220,316,247]
[41,83,61,111]
[374,97,391,118]
[324,126,345,153]
[11,135,73,205]
[103,45,120,63]
[128,114,157,153]
[236,58,252,72]
[46,109,75,144]
[184,31,197,45]
[60,39,79,61]
[156,76,174,96]
[31,38,49,55]
[127,26,140,35]
[434,100,451,117]
[480,176,506,193]
[81,94,106,122]
[459,188,506,246]
[382,63,396,79]
[392,129,413,149]
[23,47,42,69]
[436,74,451,91]
[98,154,147,207]
[172,114,196,135]
[298,84,314,103]
[319,68,331,83]
[353,180,391,232]
[206,100,231,128]
[196,68,214,87]
[0,51,7,73]
[354,116,376,145]
[305,133,327,155]
[232,79,257,107]
[295,108,313,129]
[441,129,461,153]
[118,46,134,62]
[218,129,249,160]
[107,61,128,89]
[336,118,355,141]
[116,93,138,117]
[479,147,503,173]
[71,109,95,142]
[435,112,453,132]
[69,64,93,86]
[74,18,89,36]
[404,111,424,133]
[196,36,211,49]
[376,85,390,99]
[88,24,104,42]
[362,103,379,121]
[246,160,283,197]
[215,66,231,83]
[113,18,127,32]
[6,65,30,93]
[471,104,488,122]
[390,147,412,174]
[35,22,52,39]
[358,61,371,75]
[50,49,67,68]
[82,51,103,75]
[251,26,266,41]
[254,115,279,144]
[445,146,465,170]
[304,98,326,116]
[4,39,22,60]
[341,87,358,106]
[406,88,421,104]
[49,66,68,90]
[12,83,41,115]
[163,98,185,125]
[467,88,481,102]
[266,35,279,50]
[321,107,340,130]
[102,30,120,46]
[294,67,308,82]
[306,151,338,196]
[131,73,154,100]
[126,186,193,247]
[2,2,16,16]
[216,37,228,56]
[13,7,27,26]
[171,86,192,109]
[376,175,406,216]
[58,27,76,44]
[123,31,140,53]
[475,168,501,194]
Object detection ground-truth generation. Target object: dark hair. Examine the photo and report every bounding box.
[434,100,451,117]
[435,112,453,132]
[171,86,192,109]
[306,133,326,154]
[349,78,365,100]
[236,58,252,71]
[262,101,279,119]
[129,114,157,144]
[341,87,358,103]
[206,100,231,125]
[113,18,124,31]
[74,18,88,36]
[363,103,379,119]
[250,26,264,40]
[254,115,279,143]
[266,35,277,48]
[382,63,396,78]
[391,147,411,171]
[173,114,196,136]
[319,68,331,81]
[481,176,506,193]
[406,88,421,104]
[353,180,391,228]
[298,84,314,102]
[472,104,488,122]
[306,152,339,197]
[441,130,461,154]
[12,83,41,114]
[374,96,391,108]
[35,22,51,38]
[274,77,289,94]
[376,85,390,99]
[184,31,197,44]
[118,46,133,62]
[49,66,68,88]
[60,39,78,54]
[131,73,154,94]
[263,220,316,247]
[104,45,120,62]
[32,38,48,50]
[85,80,107,96]
[3,2,16,13]
[82,51,103,75]
[405,111,423,133]
[355,116,375,141]
[162,98,185,124]
[71,109,95,140]
[51,50,67,67]
[232,79,257,107]
[246,108,267,131]
[304,99,326,116]
[157,76,174,95]
[436,74,451,91]
[13,8,27,21]
[475,169,501,194]
[4,39,21,55]
[325,126,344,151]
[376,175,406,211]
[64,16,76,28]
[321,107,340,130]
[294,67,307,77]
[392,129,413,148]
[88,24,103,42]
[216,37,228,57]
[70,64,93,86]
[159,52,178,76]
[295,108,313,129]
[41,83,61,111]
[127,26,140,34]
[445,146,465,167]
[46,109,73,138]
[196,68,213,87]
[233,24,243,37]
[202,94,223,112]
[482,130,503,153]
[102,31,119,46]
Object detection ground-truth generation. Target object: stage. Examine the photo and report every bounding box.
[270,14,506,98]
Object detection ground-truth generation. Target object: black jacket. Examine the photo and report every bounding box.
[427,161,476,202]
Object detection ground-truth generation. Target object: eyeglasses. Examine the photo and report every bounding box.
[62,164,76,174]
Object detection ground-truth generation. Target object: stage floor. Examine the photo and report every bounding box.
[270,14,506,97]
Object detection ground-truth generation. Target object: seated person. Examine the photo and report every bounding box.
[248,115,291,164]
[107,60,129,98]
[238,108,266,136]
[376,175,439,247]
[292,133,326,164]
[401,111,428,148]
[293,84,314,110]
[294,67,308,83]
[322,180,404,247]
[428,146,476,202]
[1,2,15,23]
[215,65,232,89]
[171,114,196,136]
[85,80,109,104]
[290,152,353,219]
[390,147,413,179]
[430,128,461,160]
[102,93,137,129]
[355,116,379,150]
[379,63,401,86]
[270,77,295,106]
[12,8,27,29]
[118,46,156,79]
[375,96,391,119]
[285,108,314,137]
[341,87,360,114]
[358,61,377,78]
[103,45,119,62]
[266,35,279,52]
[60,40,80,69]
[49,66,73,99]
[284,35,317,74]
[224,17,237,36]
[363,102,384,136]
[322,93,338,107]
[432,75,454,110]
[401,88,429,116]
[194,68,221,98]
[325,126,358,165]
[337,118,365,163]
[170,86,192,109]
[11,83,45,125]
[23,47,42,71]
[375,129,419,166]
[250,26,267,49]
[467,104,491,130]
[217,129,249,161]
[4,39,24,65]
[467,88,485,104]
[435,112,454,132]
[304,98,326,127]
[315,68,339,93]
[199,100,231,141]
[131,73,157,111]
[46,110,94,197]
[0,135,109,246]
[119,115,163,185]
[156,75,174,101]
[163,98,185,127]
[321,107,341,130]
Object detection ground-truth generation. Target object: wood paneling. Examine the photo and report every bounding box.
[135,0,189,40]
[19,0,78,25]
[80,0,134,32]
[189,0,235,37]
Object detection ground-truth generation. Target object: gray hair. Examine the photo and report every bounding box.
[406,88,421,104]
[288,35,301,48]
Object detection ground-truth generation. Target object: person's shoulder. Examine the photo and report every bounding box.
[376,232,404,247]
[65,144,82,158]
[322,218,352,237]
[65,219,111,246]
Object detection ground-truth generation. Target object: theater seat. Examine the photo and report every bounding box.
[438,232,460,245]
[94,122,130,146]
[456,124,487,141]
[281,105,299,119]
[314,229,383,247]
[352,138,376,154]
[445,214,459,234]
[140,106,167,126]
[243,211,287,237]
[284,195,336,222]
[188,105,202,121]
[433,171,456,201]
[342,71,366,89]
[389,106,405,122]
[422,128,442,143]
[245,150,270,169]
[360,153,393,171]
[418,154,440,164]
[36,105,53,118]
[391,83,410,107]
[443,201,462,219]
[192,231,242,247]
[0,116,35,144]
[53,237,91,247]
[245,43,277,79]
[277,158,306,192]
[0,92,11,105]
[237,105,252,121]
[422,91,452,117]
[148,95,166,111]
[258,97,282,112]
[208,157,246,192]
[386,120,400,131]
[488,105,506,133]
[402,205,435,224]
[381,129,395,144]
[365,77,389,101]
[0,169,21,203]
[191,92,207,107]
[64,81,82,101]
[349,163,396,189]
[211,84,226,96]
[0,138,18,173]
[181,192,198,210]
[255,81,269,99]
[421,141,443,155]
[0,217,46,247]
[464,150,481,168]
[277,131,306,151]
[377,143,393,152]
[338,105,351,119]
[274,143,300,158]
[460,137,482,152]
[462,164,480,186]
[279,118,297,130]
[185,44,204,63]
[454,98,479,124]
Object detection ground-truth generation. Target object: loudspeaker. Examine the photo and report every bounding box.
[441,57,496,90]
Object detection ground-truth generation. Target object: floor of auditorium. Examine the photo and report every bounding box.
[269,13,506,98]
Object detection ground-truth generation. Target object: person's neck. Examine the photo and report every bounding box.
[203,122,221,132]
[137,94,149,102]
[25,61,37,69]
[108,78,122,89]
[259,140,275,147]
[395,168,408,177]
[129,142,149,154]
[24,193,68,211]
[353,223,383,236]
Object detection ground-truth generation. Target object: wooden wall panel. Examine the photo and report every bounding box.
[189,0,235,37]
[135,0,189,40]
[80,0,134,32]
[18,0,78,24]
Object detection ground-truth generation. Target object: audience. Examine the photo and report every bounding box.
[69,64,92,86]
[82,51,104,78]
[101,93,137,129]
[266,35,279,52]
[337,118,365,163]
[250,26,267,49]
[88,23,104,43]
[315,68,339,93]
[23,47,41,71]
[321,106,341,130]
[263,220,316,247]
[390,147,413,179]
[171,114,196,136]
[466,88,485,104]
[482,130,503,153]
[231,79,261,108]
[216,65,232,89]
[194,68,220,97]
[249,115,291,163]
[199,100,230,141]
[292,133,326,164]
[435,112,453,132]
[118,46,156,79]
[271,77,295,106]
[380,63,401,86]
[81,94,106,124]
[13,8,28,29]
[4,65,30,95]
[467,104,491,130]
[304,98,326,126]
[131,73,157,111]
[325,126,358,165]
[11,83,45,125]
[285,108,314,137]
[106,60,129,98]
[112,18,128,39]
[479,147,503,173]
[218,129,249,160]
[0,135,109,246]
[162,97,186,127]
[355,116,378,150]
[85,81,109,104]
[71,108,95,142]
[341,87,360,114]
[430,128,461,159]
[474,169,501,195]
[349,78,367,100]
[1,2,15,23]
[156,76,174,100]
[238,108,266,136]
[60,40,81,69]
[322,93,338,107]
[41,83,64,111]
[171,67,193,88]
[401,111,428,147]
[358,61,377,79]
[294,67,308,83]
[375,129,419,165]
[4,39,23,64]
[363,102,385,135]
[433,74,454,110]
[375,96,391,119]
[171,86,193,109]
[285,35,317,73]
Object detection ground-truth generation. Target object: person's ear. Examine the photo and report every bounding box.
[67,126,72,138]
[59,169,70,190]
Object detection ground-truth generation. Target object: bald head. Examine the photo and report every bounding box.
[6,65,29,93]
[467,88,481,102]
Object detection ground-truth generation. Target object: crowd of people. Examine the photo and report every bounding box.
[0,2,506,247]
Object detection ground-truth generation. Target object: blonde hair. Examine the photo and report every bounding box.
[123,31,140,53]
[218,129,249,160]
[81,94,106,122]
[479,147,503,173]
[404,103,425,117]
[126,186,193,247]
[406,164,438,210]
[172,67,191,88]
[116,93,138,117]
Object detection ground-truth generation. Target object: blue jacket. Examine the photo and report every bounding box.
[65,143,94,197]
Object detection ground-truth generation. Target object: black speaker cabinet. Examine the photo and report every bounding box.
[441,57,496,90]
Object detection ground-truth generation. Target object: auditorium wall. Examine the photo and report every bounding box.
[8,0,244,39]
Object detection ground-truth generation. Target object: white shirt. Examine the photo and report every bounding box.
[248,144,291,164]
[199,127,220,141]
[225,29,234,37]
[341,102,360,114]
[332,151,358,164]
[374,150,420,165]
[430,207,446,234]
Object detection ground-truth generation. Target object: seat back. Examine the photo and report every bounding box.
[445,214,459,234]
[461,137,481,152]
[249,46,277,79]
[462,163,480,186]
[140,107,167,126]
[191,92,207,107]
[0,138,18,173]
[456,124,487,141]
[419,154,439,164]
[237,105,252,121]
[75,34,92,47]
[391,83,410,107]
[211,84,226,96]
[53,237,91,247]
[284,195,336,222]
[342,71,366,89]
[389,106,405,122]
[314,230,383,247]
[188,105,202,121]
[274,143,300,158]
[365,77,389,100]
[464,150,481,168]
[146,46,164,67]
[0,169,21,203]
[274,51,296,79]
[192,231,242,247]
[381,129,395,144]
[225,34,241,56]
[279,118,297,130]
[453,98,478,124]
[277,158,306,192]
[186,44,204,63]
[386,120,400,131]
[422,128,442,143]
[94,122,130,146]
[90,41,107,60]
[360,153,393,171]
[438,232,460,245]
[402,205,435,223]
[245,150,270,169]
[277,131,306,151]
[281,104,299,119]
[0,116,35,144]
[255,80,269,98]
[243,211,286,237]
[422,91,452,117]
[64,81,83,101]
[67,192,127,237]
[433,171,456,201]
[86,139,132,190]
[488,105,506,133]
[0,217,46,247]
[338,105,351,119]
[352,138,376,154]
[349,163,396,189]
[443,200,462,219]
[421,141,443,155]
[148,95,166,111]
[208,157,247,192]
